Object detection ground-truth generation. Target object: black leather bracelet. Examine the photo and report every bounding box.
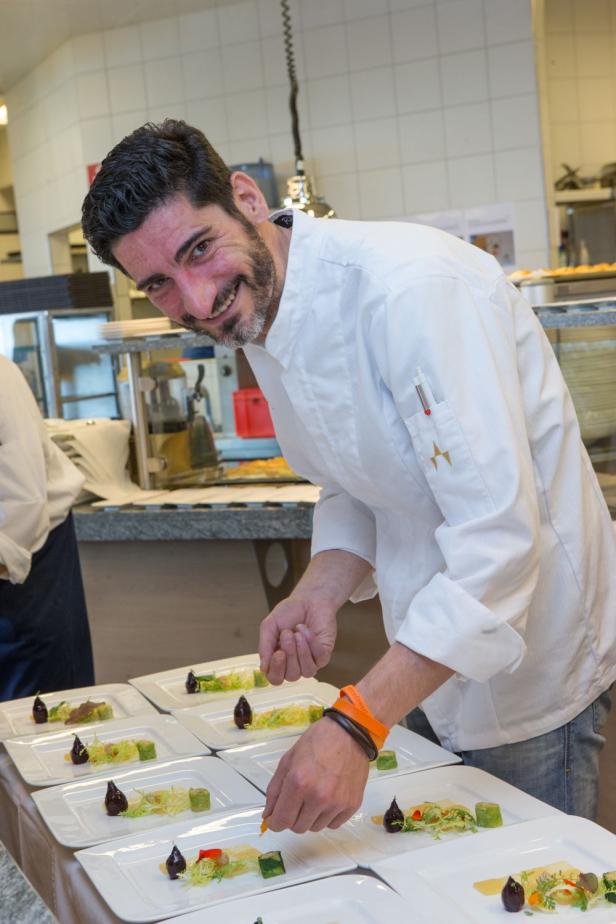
[322,707,379,761]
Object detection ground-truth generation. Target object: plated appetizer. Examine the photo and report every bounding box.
[64,734,157,766]
[103,780,211,817]
[185,668,269,695]
[233,695,323,730]
[162,843,286,886]
[32,695,114,726]
[374,798,503,838]
[475,862,616,913]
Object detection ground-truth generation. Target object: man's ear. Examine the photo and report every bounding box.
[230,171,270,224]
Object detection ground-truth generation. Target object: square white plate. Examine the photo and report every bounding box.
[158,872,424,923]
[31,755,264,848]
[374,814,616,922]
[5,714,209,787]
[129,654,312,711]
[0,683,156,741]
[174,681,339,750]
[219,723,460,792]
[326,764,562,868]
[75,806,357,922]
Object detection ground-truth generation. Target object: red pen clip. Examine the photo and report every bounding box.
[414,368,432,416]
[415,382,431,416]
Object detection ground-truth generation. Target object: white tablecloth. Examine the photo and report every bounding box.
[0,747,126,924]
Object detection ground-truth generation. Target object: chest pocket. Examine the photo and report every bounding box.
[401,371,495,527]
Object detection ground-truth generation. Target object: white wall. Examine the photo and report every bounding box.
[544,0,616,181]
[6,0,549,275]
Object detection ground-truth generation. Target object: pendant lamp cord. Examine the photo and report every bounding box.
[281,0,304,168]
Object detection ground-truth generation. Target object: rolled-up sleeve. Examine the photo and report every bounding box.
[311,483,378,601]
[384,273,541,682]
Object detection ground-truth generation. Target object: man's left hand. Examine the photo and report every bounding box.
[262,718,369,833]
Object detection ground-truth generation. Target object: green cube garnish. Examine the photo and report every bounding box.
[474,801,503,828]
[136,739,157,761]
[258,850,286,879]
[253,669,269,688]
[376,750,398,770]
[188,787,211,812]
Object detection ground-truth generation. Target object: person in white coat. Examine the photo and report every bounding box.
[0,355,94,700]
[82,120,616,830]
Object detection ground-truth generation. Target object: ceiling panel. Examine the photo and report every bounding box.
[0,0,233,95]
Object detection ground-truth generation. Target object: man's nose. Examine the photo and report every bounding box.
[179,275,218,320]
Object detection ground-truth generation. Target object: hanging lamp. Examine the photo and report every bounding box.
[280,0,335,218]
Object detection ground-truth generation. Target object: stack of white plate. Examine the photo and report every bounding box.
[100,317,176,339]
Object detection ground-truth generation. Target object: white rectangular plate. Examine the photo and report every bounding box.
[0,683,156,741]
[158,873,424,923]
[129,653,312,711]
[220,723,460,792]
[326,764,562,868]
[75,806,357,922]
[5,714,209,787]
[374,814,616,923]
[31,755,264,848]
[174,681,339,750]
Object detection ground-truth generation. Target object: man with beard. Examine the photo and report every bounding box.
[82,119,616,834]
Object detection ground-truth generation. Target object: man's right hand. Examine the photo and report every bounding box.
[259,595,338,684]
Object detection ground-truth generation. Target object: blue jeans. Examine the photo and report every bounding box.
[405,686,612,820]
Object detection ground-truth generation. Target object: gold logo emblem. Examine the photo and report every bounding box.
[430,441,452,469]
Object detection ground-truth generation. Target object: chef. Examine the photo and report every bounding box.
[0,355,94,700]
[82,119,616,831]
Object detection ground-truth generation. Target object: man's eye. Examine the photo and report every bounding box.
[193,240,209,258]
[147,277,167,293]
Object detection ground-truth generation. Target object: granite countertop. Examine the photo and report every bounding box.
[73,503,314,541]
[0,842,58,924]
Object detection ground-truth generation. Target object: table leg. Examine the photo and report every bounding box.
[252,538,310,610]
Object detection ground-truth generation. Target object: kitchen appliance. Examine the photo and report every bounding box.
[142,358,220,488]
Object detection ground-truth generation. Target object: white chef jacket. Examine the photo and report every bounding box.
[244,209,616,751]
[0,356,84,584]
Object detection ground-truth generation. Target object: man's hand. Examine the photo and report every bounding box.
[262,718,369,832]
[259,595,337,684]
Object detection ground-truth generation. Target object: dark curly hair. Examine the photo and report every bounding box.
[82,119,240,271]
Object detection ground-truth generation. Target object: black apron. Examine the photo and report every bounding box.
[0,512,94,701]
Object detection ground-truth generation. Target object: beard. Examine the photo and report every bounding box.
[180,221,279,349]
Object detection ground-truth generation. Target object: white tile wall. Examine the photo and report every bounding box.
[444,101,492,156]
[182,48,224,100]
[359,166,404,218]
[441,49,488,105]
[7,0,549,275]
[391,6,439,63]
[545,0,616,175]
[346,16,392,71]
[144,57,184,108]
[308,74,352,128]
[488,41,537,98]
[140,18,181,60]
[107,64,147,113]
[436,0,485,55]
[395,58,442,113]
[399,109,446,163]
[351,67,398,121]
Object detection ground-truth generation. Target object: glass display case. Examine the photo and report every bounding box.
[0,308,118,418]
[533,298,616,515]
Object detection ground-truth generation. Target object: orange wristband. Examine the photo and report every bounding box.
[331,684,389,751]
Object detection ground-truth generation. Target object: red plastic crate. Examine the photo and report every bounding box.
[232,387,275,438]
